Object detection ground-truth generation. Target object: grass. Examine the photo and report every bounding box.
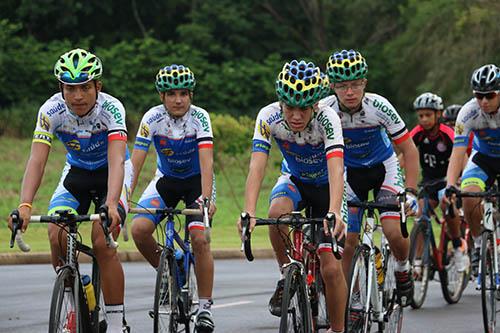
[0,137,285,253]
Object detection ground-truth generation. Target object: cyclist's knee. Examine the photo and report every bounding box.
[191,230,210,252]
[268,198,294,218]
[131,218,155,241]
[48,223,62,245]
[345,232,359,250]
[321,259,343,282]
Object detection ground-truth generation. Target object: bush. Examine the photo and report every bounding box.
[211,113,254,155]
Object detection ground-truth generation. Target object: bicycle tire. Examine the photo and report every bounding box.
[346,245,370,333]
[183,257,199,333]
[481,231,497,332]
[153,250,178,333]
[310,266,328,332]
[439,232,466,304]
[279,262,312,333]
[49,267,88,333]
[409,221,431,309]
[384,250,403,333]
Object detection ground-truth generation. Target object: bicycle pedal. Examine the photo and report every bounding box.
[148,310,154,319]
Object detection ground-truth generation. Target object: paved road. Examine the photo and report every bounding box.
[0,259,486,332]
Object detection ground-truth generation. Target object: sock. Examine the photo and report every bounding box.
[199,298,213,311]
[395,260,409,272]
[106,304,124,333]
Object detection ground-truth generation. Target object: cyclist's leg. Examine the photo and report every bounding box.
[131,173,167,268]
[47,163,92,269]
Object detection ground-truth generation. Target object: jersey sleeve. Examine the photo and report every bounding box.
[192,108,214,149]
[133,110,155,152]
[33,104,56,146]
[373,96,409,144]
[317,106,344,159]
[101,98,128,142]
[453,104,475,148]
[251,107,273,154]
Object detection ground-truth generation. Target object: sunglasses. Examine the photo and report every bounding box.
[474,91,499,100]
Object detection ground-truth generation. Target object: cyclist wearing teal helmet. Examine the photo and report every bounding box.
[238,60,347,333]
[131,64,216,332]
[324,50,420,318]
[8,48,131,332]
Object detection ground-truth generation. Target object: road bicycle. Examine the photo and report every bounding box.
[345,196,407,333]
[9,208,123,333]
[409,180,470,308]
[240,211,341,333]
[130,203,208,333]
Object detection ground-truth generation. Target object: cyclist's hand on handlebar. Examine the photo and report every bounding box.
[237,212,256,239]
[8,205,32,232]
[441,184,459,205]
[404,193,418,216]
[209,202,216,219]
[324,212,346,241]
[105,205,122,233]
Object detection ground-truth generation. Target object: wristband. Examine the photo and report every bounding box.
[405,188,418,196]
[18,202,32,209]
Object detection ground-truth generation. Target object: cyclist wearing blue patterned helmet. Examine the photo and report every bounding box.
[131,63,216,332]
[239,60,347,333]
[324,50,420,314]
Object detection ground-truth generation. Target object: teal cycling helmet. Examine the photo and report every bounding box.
[155,64,196,92]
[319,72,331,99]
[276,60,323,108]
[54,48,103,84]
[326,49,368,83]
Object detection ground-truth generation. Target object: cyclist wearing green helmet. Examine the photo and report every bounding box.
[130,64,216,332]
[323,49,420,316]
[8,48,132,332]
[238,60,347,333]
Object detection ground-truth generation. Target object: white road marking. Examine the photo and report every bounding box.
[212,300,253,309]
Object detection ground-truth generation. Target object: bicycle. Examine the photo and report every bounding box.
[240,211,341,333]
[9,208,121,333]
[130,203,208,333]
[409,180,470,308]
[345,196,407,333]
[447,184,500,333]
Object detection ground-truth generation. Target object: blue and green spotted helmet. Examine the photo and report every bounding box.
[319,72,331,99]
[276,60,324,108]
[155,64,196,92]
[54,48,103,84]
[326,49,368,83]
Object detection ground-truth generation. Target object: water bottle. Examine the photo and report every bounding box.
[174,249,186,286]
[82,274,96,311]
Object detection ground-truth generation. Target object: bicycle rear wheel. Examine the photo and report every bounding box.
[346,245,370,333]
[481,231,497,333]
[49,267,87,333]
[153,250,179,333]
[279,262,312,333]
[439,232,466,304]
[409,221,431,309]
[384,250,403,333]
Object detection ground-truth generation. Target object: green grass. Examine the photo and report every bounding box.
[0,137,285,253]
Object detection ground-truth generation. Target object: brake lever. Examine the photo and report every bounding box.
[240,212,254,262]
[326,214,341,260]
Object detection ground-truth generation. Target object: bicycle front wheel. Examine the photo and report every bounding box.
[439,232,466,304]
[346,245,370,333]
[279,262,312,333]
[409,221,431,309]
[384,251,403,333]
[153,250,178,333]
[184,257,199,333]
[310,267,328,332]
[49,267,86,333]
[481,231,497,333]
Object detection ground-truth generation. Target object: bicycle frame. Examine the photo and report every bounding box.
[477,198,500,291]
[419,194,447,272]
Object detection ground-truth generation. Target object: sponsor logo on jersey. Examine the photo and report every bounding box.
[146,112,163,125]
[316,111,335,139]
[437,141,447,152]
[259,119,271,140]
[140,124,150,137]
[47,103,65,116]
[39,113,51,131]
[462,109,478,123]
[81,140,105,153]
[372,99,401,124]
[161,148,175,156]
[66,139,81,151]
[192,109,210,132]
[266,112,281,125]
[102,100,124,125]
[455,123,464,135]
[287,184,297,193]
[150,198,161,207]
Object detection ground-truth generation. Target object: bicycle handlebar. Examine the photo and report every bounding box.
[445,188,500,218]
[129,207,203,215]
[240,212,342,262]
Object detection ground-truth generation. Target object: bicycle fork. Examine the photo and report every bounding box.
[477,201,500,291]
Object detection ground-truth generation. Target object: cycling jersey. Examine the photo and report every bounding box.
[134,104,213,179]
[454,98,500,157]
[33,92,129,170]
[320,93,409,168]
[410,124,454,181]
[252,102,344,185]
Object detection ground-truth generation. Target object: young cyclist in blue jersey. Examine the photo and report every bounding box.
[7,48,132,333]
[237,60,347,333]
[322,50,420,317]
[130,64,216,332]
[442,64,500,275]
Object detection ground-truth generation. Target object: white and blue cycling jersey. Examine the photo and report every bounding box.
[252,102,344,185]
[320,93,409,168]
[33,92,129,170]
[453,98,500,157]
[133,104,213,179]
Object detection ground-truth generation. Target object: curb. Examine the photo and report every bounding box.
[0,248,275,265]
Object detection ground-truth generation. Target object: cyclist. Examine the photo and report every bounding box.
[323,50,419,311]
[410,93,469,271]
[442,64,500,276]
[443,104,474,156]
[237,60,347,333]
[130,64,216,332]
[7,48,131,333]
